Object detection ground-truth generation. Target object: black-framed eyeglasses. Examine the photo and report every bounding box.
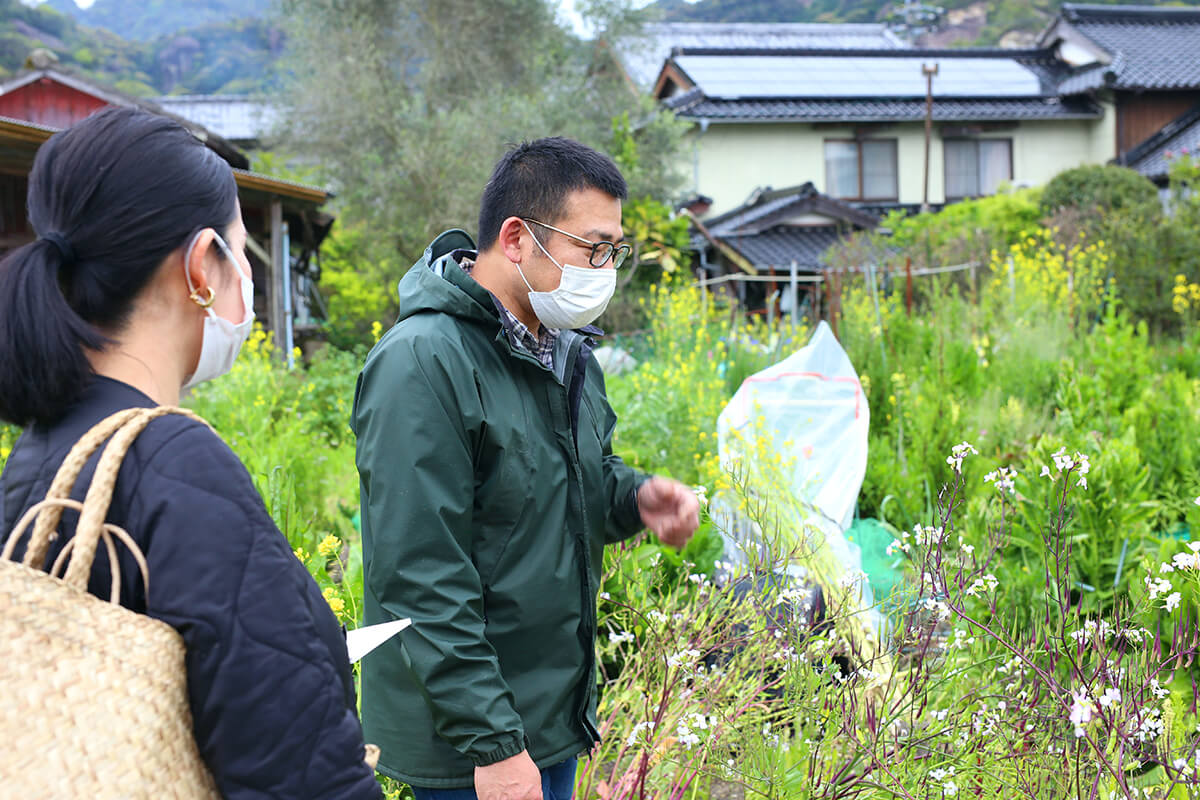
[523,218,632,269]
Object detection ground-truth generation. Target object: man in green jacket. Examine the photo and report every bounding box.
[352,138,699,800]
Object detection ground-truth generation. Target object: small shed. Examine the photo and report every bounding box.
[689,182,879,317]
[0,63,332,348]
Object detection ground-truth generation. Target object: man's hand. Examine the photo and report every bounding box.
[638,476,701,548]
[475,750,541,800]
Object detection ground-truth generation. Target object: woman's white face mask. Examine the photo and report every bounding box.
[182,231,254,390]
[515,220,617,330]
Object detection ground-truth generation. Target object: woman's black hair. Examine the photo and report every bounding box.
[0,105,238,426]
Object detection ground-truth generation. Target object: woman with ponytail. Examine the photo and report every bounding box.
[0,106,382,799]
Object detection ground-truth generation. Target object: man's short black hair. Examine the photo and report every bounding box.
[477,137,627,252]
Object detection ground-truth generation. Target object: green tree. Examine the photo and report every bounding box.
[273,0,687,270]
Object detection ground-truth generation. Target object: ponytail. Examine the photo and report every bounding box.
[0,240,106,425]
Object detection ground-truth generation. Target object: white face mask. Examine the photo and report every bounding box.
[182,231,255,390]
[517,220,617,330]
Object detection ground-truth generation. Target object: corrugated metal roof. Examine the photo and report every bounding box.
[673,52,1052,99]
[232,168,330,204]
[622,21,908,87]
[1056,4,1200,91]
[156,95,277,142]
[664,93,1102,122]
[0,114,58,139]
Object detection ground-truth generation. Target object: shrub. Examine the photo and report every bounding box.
[827,188,1042,284]
[317,224,401,351]
[1039,164,1160,219]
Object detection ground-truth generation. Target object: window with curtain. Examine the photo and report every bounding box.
[823,139,898,201]
[944,139,1012,199]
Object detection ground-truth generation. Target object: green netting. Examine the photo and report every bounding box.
[848,517,906,607]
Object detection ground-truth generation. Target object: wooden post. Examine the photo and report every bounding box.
[768,266,778,322]
[815,273,824,326]
[921,63,939,213]
[828,269,841,340]
[268,200,284,352]
[905,257,914,315]
[282,222,294,369]
[789,260,799,326]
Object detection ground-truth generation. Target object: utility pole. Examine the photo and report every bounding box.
[921,62,939,213]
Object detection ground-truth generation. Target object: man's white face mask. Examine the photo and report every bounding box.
[515,219,617,330]
[182,231,255,389]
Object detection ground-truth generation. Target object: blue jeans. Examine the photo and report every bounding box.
[411,757,576,800]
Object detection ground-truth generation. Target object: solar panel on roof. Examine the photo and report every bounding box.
[675,55,1046,99]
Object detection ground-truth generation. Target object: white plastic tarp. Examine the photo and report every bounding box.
[717,320,869,532]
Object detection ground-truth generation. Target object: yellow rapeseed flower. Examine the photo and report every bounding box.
[322,586,346,615]
[317,534,342,560]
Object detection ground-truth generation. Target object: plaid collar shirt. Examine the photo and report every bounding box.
[460,257,558,369]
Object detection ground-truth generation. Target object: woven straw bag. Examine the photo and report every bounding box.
[0,407,221,799]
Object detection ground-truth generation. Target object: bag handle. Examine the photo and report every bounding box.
[65,407,208,591]
[6,406,209,594]
[4,497,151,603]
[23,407,144,570]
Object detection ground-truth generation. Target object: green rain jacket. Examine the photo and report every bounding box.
[351,230,648,787]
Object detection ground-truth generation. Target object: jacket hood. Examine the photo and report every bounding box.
[395,229,500,328]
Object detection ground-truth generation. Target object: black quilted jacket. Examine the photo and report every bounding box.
[0,376,382,799]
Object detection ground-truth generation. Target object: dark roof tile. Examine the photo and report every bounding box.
[724,227,845,270]
[664,95,1102,122]
[702,182,878,235]
[1058,4,1200,91]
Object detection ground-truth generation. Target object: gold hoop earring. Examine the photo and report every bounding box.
[189,287,216,309]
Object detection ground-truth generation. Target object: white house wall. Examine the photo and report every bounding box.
[690,115,1114,216]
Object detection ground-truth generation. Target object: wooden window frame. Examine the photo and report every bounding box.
[823,138,899,202]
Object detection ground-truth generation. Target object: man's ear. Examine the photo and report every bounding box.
[497,217,527,265]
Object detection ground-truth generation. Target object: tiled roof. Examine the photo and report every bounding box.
[622,22,907,87]
[723,226,845,270]
[1055,63,1109,94]
[664,92,1102,122]
[1057,4,1200,91]
[692,184,878,271]
[706,191,808,234]
[1121,105,1200,181]
[703,182,878,235]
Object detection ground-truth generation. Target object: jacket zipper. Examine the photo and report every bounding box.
[506,330,601,747]
[558,334,602,746]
